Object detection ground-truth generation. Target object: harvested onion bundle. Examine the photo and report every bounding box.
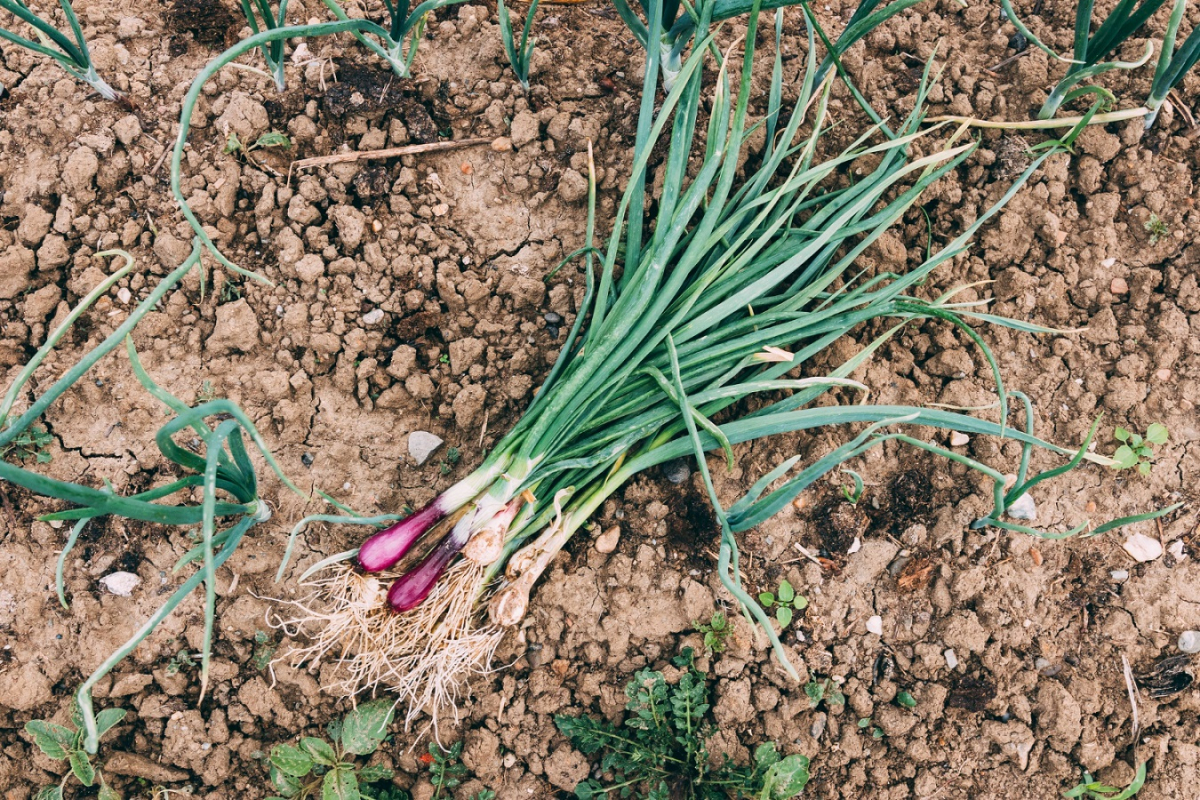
[284,0,1171,722]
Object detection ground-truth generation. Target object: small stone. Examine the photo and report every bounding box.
[99,571,141,596]
[1168,539,1185,559]
[866,615,883,636]
[1178,631,1200,654]
[944,648,959,670]
[544,311,563,325]
[1110,277,1129,294]
[432,203,449,217]
[1006,493,1037,521]
[1123,532,1163,563]
[663,458,691,484]
[301,452,314,467]
[1035,656,1051,671]
[1085,500,1097,513]
[594,526,621,554]
[1156,368,1172,381]
[949,431,970,447]
[408,431,444,465]
[117,287,132,304]
[1101,257,1117,268]
[491,136,513,152]
[362,308,385,325]
[1110,569,1129,582]
[810,712,827,739]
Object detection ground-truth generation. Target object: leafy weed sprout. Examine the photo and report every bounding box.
[1143,213,1169,243]
[804,678,846,710]
[424,740,495,799]
[695,612,732,653]
[1111,423,1168,475]
[0,0,122,100]
[758,579,808,628]
[0,424,53,464]
[1064,762,1147,799]
[26,703,126,800]
[556,648,810,799]
[266,700,397,800]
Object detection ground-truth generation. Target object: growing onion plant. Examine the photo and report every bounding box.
[278,0,1177,724]
[1000,0,1163,119]
[498,0,540,90]
[0,251,308,754]
[319,0,465,78]
[0,0,121,100]
[1147,0,1200,126]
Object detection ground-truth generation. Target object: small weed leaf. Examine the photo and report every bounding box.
[776,606,793,627]
[34,787,63,800]
[762,754,811,798]
[897,691,917,709]
[1114,427,1130,442]
[269,764,304,796]
[97,783,121,800]
[323,767,361,800]
[340,700,394,756]
[793,595,809,610]
[271,743,314,778]
[778,580,795,603]
[1146,423,1169,445]
[301,737,338,766]
[223,133,244,154]
[758,592,775,606]
[24,720,73,760]
[255,132,292,149]
[1113,446,1138,469]
[95,708,127,736]
[68,749,96,786]
[358,765,395,783]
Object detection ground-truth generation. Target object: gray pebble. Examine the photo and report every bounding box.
[664,458,691,484]
[408,430,444,465]
[1179,631,1200,654]
[544,311,563,325]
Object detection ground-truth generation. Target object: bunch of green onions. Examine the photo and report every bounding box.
[283,0,1175,707]
[0,0,122,100]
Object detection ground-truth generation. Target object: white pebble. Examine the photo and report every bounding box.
[847,537,862,555]
[1123,532,1163,563]
[1179,631,1200,654]
[944,648,959,670]
[408,431,444,465]
[1110,569,1130,582]
[949,431,970,447]
[116,287,132,304]
[362,308,384,325]
[1168,540,1186,560]
[1006,493,1037,521]
[99,571,141,596]
[866,615,883,636]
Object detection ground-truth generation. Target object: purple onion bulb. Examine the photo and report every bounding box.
[357,502,445,572]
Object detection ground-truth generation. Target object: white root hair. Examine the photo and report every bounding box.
[269,559,504,736]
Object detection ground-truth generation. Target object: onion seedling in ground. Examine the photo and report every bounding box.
[281,0,1179,726]
[0,0,123,100]
[318,0,467,78]
[999,0,1162,119]
[0,251,309,754]
[498,0,540,90]
[1146,0,1200,126]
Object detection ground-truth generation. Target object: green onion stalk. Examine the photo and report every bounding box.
[285,0,1175,721]
[0,0,122,100]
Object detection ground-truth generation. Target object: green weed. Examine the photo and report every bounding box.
[1111,424,1168,475]
[1144,214,1169,244]
[26,703,126,800]
[758,580,808,628]
[1064,762,1147,799]
[556,648,810,799]
[1,425,53,464]
[695,612,732,654]
[266,700,397,800]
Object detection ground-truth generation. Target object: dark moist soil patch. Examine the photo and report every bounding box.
[167,0,239,48]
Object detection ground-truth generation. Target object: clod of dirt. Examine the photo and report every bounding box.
[817,497,869,555]
[167,0,237,48]
[946,676,997,711]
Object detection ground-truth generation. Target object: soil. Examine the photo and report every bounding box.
[2,0,1200,798]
